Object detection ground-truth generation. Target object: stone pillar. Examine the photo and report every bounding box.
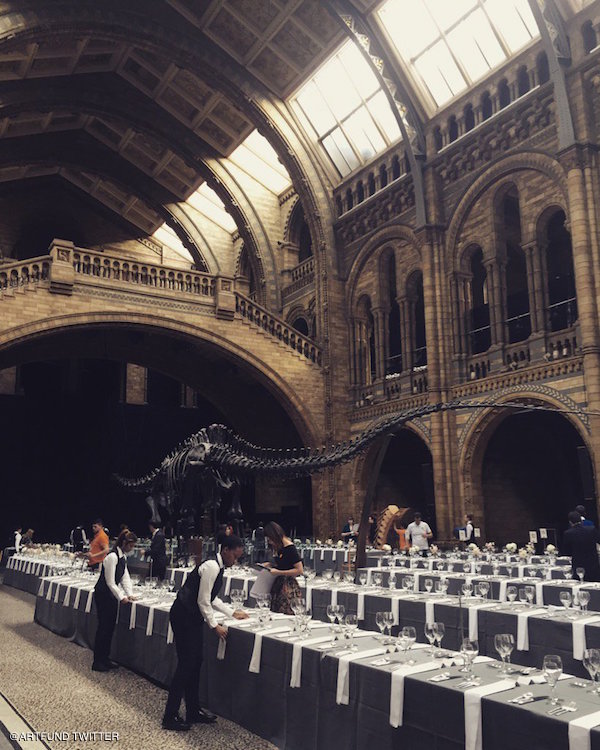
[486,259,506,346]
[398,296,412,371]
[371,307,387,380]
[125,363,147,405]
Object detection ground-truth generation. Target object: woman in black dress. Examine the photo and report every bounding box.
[263,522,303,614]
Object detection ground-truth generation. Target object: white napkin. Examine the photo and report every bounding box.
[63,586,72,607]
[37,580,44,597]
[344,550,349,563]
[85,590,94,613]
[464,680,516,750]
[357,592,365,620]
[469,606,479,640]
[290,634,334,688]
[413,573,421,592]
[425,600,435,626]
[391,597,400,626]
[169,568,176,583]
[573,616,600,660]
[499,580,508,602]
[367,569,373,585]
[146,606,156,636]
[568,710,600,750]
[389,661,440,727]
[336,648,387,705]
[331,589,338,607]
[320,548,325,561]
[129,602,138,630]
[516,609,546,651]
[73,587,83,609]
[242,578,250,598]
[217,638,227,660]
[53,583,61,603]
[45,582,54,601]
[224,575,232,597]
[167,622,174,644]
[536,582,545,606]
[249,626,292,673]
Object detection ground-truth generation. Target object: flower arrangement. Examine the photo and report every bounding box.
[469,543,482,557]
[325,538,333,546]
[506,542,517,553]
[305,538,312,545]
[429,544,439,555]
[348,539,356,548]
[336,540,344,548]
[546,544,556,554]
[315,539,322,546]
[525,541,535,553]
[518,547,528,559]
[484,542,496,552]
[381,544,392,553]
[408,546,420,556]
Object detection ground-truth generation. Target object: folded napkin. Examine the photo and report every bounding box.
[573,616,600,660]
[331,589,338,607]
[464,680,516,750]
[146,606,156,636]
[425,600,435,626]
[224,576,232,597]
[242,579,250,598]
[516,673,547,686]
[391,598,400,626]
[413,573,421,592]
[217,638,227,661]
[357,592,365,620]
[568,710,600,750]
[63,586,72,607]
[536,582,545,606]
[73,587,83,609]
[290,634,334,688]
[499,580,508,602]
[53,583,61,604]
[167,622,174,644]
[367,569,373,585]
[45,581,54,601]
[320,548,325,561]
[37,580,44,597]
[337,648,387,704]
[344,550,349,563]
[85,590,94,613]
[128,602,138,630]
[249,626,293,673]
[516,609,546,651]
[169,568,176,583]
[389,661,440,727]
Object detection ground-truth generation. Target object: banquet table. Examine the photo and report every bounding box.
[31,574,600,750]
[3,554,76,594]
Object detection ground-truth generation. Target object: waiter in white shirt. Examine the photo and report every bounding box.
[464,514,474,541]
[13,526,22,553]
[162,534,249,731]
[92,529,137,672]
[405,513,433,553]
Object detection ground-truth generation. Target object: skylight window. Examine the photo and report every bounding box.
[228,130,291,194]
[379,0,539,109]
[187,184,237,232]
[294,40,401,177]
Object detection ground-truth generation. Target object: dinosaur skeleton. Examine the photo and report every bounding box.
[116,398,591,557]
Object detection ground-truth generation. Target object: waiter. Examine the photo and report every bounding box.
[162,534,248,731]
[70,523,88,553]
[87,518,109,569]
[146,519,168,580]
[92,529,138,672]
[12,526,22,553]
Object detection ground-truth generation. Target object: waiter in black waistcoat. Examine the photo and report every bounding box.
[92,529,138,672]
[561,510,600,581]
[162,534,249,731]
[146,520,168,580]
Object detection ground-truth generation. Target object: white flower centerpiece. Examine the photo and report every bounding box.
[429,544,439,556]
[546,543,557,555]
[336,540,344,548]
[325,538,333,546]
[505,542,517,554]
[381,544,392,553]
[468,543,482,557]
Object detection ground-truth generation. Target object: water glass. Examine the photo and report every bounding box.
[433,621,445,657]
[583,648,600,692]
[577,567,586,583]
[543,654,563,705]
[460,638,479,677]
[494,633,515,673]
[507,585,517,603]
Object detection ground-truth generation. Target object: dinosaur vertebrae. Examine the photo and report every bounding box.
[116,398,572,489]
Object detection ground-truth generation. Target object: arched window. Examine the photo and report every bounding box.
[336,196,343,216]
[448,115,458,142]
[292,317,309,336]
[356,296,376,384]
[386,254,402,374]
[545,210,578,331]
[502,192,531,343]
[238,246,257,300]
[368,172,376,196]
[537,51,550,85]
[392,155,401,180]
[407,272,427,368]
[517,66,530,97]
[464,103,475,132]
[379,164,388,188]
[583,20,597,53]
[481,91,493,121]
[433,126,443,151]
[356,181,365,204]
[498,79,510,109]
[468,247,490,354]
[346,188,354,210]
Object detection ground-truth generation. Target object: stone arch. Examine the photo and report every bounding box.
[446,152,568,259]
[458,389,592,530]
[535,202,570,245]
[0,311,321,448]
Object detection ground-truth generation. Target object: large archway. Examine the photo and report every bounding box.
[476,411,594,545]
[0,324,315,544]
[357,427,436,538]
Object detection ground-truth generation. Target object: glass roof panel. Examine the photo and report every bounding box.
[228,130,291,194]
[367,90,402,141]
[379,0,540,111]
[339,42,380,99]
[187,184,237,232]
[314,56,361,120]
[296,82,336,136]
[344,106,384,160]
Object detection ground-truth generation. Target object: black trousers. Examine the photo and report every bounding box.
[164,601,204,720]
[151,559,167,580]
[93,590,118,666]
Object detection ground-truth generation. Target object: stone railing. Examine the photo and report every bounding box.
[72,249,215,297]
[282,257,315,302]
[235,292,322,365]
[0,256,51,292]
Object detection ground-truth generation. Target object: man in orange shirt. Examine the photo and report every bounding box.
[87,519,109,570]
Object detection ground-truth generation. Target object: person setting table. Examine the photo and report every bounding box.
[146,519,167,580]
[92,529,138,672]
[262,521,304,614]
[86,518,109,570]
[162,534,248,731]
[405,512,433,554]
[341,516,359,542]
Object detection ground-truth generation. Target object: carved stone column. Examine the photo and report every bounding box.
[371,306,387,380]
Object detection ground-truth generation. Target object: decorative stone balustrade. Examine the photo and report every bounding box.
[235,293,322,365]
[282,257,315,302]
[0,257,51,292]
[72,249,215,297]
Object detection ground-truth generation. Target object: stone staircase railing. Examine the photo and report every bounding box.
[235,292,322,365]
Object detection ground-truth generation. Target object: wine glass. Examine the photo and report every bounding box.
[460,638,479,678]
[322,569,333,582]
[401,626,416,664]
[462,582,473,598]
[334,604,345,625]
[577,567,586,584]
[373,572,383,588]
[559,591,572,613]
[525,585,535,606]
[359,572,368,586]
[579,590,591,613]
[327,604,337,627]
[345,614,358,651]
[344,571,355,585]
[477,581,490,599]
[424,622,436,654]
[494,633,515,673]
[388,572,397,590]
[375,611,387,641]
[583,648,600,692]
[332,570,341,584]
[424,578,433,594]
[543,654,563,705]
[433,621,445,657]
[463,563,471,574]
[506,586,517,603]
[518,588,528,606]
[384,611,395,643]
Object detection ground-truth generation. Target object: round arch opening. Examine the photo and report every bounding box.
[479,410,594,544]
